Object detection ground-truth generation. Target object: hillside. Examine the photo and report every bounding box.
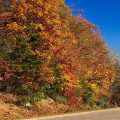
[0,0,119,119]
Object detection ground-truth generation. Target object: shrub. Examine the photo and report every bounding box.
[17,92,45,105]
[52,94,67,104]
[81,81,93,105]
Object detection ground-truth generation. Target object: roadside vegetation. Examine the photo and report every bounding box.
[0,0,120,119]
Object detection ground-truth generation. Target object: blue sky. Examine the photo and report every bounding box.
[65,0,120,53]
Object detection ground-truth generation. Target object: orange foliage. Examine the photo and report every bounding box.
[0,0,116,105]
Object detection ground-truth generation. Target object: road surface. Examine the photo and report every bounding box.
[23,108,120,120]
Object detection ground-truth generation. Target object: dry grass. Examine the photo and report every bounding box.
[0,92,70,120]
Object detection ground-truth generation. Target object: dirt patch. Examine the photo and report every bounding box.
[0,92,33,120]
[0,92,70,120]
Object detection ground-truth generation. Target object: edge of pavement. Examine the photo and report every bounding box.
[22,107,120,120]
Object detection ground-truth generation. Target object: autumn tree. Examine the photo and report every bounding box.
[67,14,116,105]
[110,58,120,106]
[0,0,78,104]
[0,0,116,107]
[0,0,14,58]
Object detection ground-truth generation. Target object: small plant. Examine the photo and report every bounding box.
[81,81,93,105]
[52,93,67,104]
[17,91,45,106]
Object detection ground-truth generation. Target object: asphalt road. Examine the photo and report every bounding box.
[24,108,120,120]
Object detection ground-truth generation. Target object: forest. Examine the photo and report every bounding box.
[0,0,120,119]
